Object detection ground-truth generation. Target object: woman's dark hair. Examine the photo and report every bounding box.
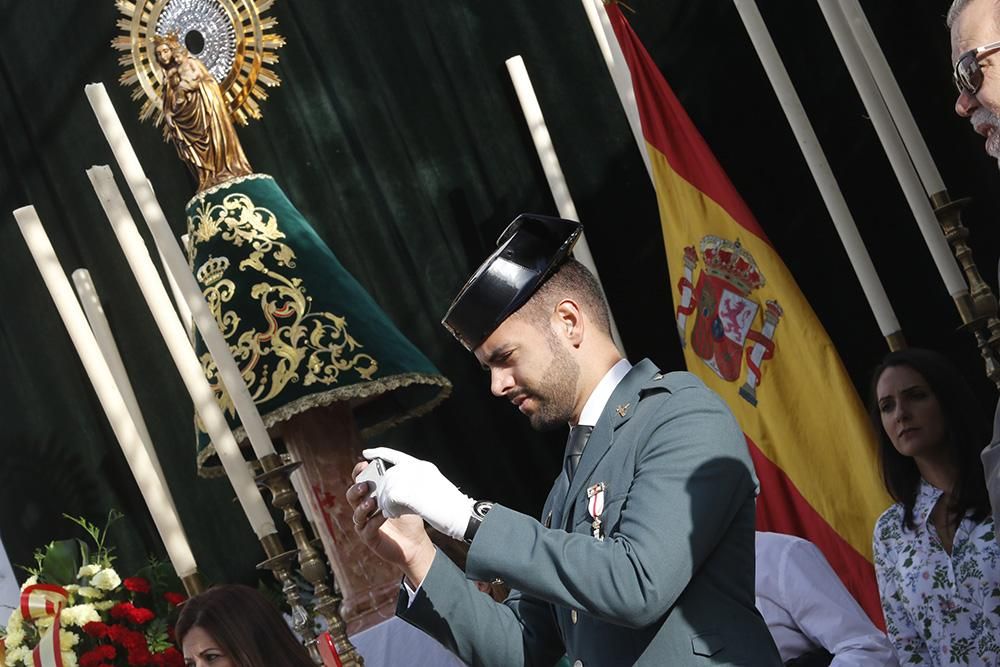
[175,584,315,667]
[868,347,990,529]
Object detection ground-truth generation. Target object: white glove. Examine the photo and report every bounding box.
[363,447,474,541]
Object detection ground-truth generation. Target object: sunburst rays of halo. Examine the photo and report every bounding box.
[113,0,285,126]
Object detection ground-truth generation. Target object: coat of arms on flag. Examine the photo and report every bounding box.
[675,235,783,406]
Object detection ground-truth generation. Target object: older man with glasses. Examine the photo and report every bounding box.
[950,0,1000,548]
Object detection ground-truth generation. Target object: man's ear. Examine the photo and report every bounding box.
[552,299,583,347]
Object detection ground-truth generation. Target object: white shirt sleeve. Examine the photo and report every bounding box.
[401,547,439,608]
[402,578,420,607]
[767,534,898,667]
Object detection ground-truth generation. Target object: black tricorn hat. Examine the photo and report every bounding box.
[442,214,583,351]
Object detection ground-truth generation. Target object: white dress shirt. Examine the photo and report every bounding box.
[756,531,897,666]
[576,358,631,427]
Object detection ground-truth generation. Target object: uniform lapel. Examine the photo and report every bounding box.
[547,471,570,530]
[560,360,658,527]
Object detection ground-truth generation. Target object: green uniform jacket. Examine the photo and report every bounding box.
[398,360,781,666]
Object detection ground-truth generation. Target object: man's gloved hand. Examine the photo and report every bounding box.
[362,447,474,541]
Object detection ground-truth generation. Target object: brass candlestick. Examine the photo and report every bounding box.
[931,191,1000,389]
[257,533,323,665]
[257,453,365,667]
[179,572,207,597]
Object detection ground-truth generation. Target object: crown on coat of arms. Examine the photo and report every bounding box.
[196,255,231,285]
[699,235,765,293]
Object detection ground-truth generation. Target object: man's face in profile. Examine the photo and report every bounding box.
[952,0,1000,165]
[473,312,580,431]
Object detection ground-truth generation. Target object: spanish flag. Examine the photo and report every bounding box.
[605,4,891,625]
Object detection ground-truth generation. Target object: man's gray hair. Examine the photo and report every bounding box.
[947,0,1000,28]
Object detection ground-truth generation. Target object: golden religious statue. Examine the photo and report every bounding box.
[153,33,252,192]
[115,0,450,650]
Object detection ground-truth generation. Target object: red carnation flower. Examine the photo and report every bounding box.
[122,628,147,650]
[129,606,156,625]
[151,648,184,667]
[110,602,156,626]
[123,577,151,594]
[127,645,152,666]
[83,621,109,638]
[163,592,186,607]
[109,602,132,621]
[107,624,129,643]
[80,645,117,667]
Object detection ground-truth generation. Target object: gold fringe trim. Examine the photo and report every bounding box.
[196,372,452,478]
[186,173,274,210]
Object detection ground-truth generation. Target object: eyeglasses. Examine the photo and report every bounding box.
[954,39,1000,96]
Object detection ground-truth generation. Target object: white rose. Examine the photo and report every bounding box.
[5,646,28,667]
[77,564,100,578]
[59,629,80,651]
[19,576,37,591]
[4,614,24,649]
[76,587,103,599]
[61,651,78,667]
[60,604,99,628]
[4,608,24,648]
[4,625,24,650]
[90,568,121,591]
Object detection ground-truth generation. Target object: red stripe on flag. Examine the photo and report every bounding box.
[746,434,884,628]
[606,5,768,243]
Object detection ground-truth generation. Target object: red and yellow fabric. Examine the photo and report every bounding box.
[606,5,892,625]
[20,584,69,667]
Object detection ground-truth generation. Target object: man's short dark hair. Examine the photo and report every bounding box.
[513,259,612,335]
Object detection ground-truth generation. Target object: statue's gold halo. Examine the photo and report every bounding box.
[113,0,284,126]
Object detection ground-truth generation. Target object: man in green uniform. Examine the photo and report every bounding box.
[347,215,780,665]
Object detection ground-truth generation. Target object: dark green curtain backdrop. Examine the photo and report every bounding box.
[1,0,998,585]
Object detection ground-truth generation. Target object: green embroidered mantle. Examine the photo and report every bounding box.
[185,174,450,476]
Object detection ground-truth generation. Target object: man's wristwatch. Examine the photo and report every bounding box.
[464,500,494,543]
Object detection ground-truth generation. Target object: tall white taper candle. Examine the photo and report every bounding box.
[815,0,968,297]
[14,205,198,577]
[837,0,947,198]
[86,165,277,540]
[579,0,653,179]
[71,268,179,506]
[732,0,901,339]
[84,82,277,460]
[505,55,627,355]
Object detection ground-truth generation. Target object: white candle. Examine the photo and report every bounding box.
[504,56,626,355]
[14,205,198,577]
[838,0,947,198]
[84,82,277,460]
[158,236,193,336]
[815,0,968,297]
[71,268,179,507]
[86,165,277,540]
[732,0,901,338]
[579,0,652,179]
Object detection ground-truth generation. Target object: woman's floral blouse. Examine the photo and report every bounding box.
[873,479,1000,665]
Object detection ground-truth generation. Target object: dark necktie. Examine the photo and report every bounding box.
[564,425,594,483]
